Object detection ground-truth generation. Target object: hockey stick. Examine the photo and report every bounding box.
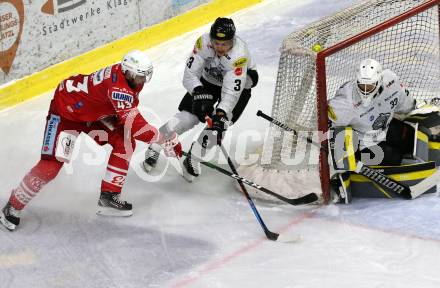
[219,144,306,242]
[256,110,440,199]
[181,151,318,205]
[181,149,313,242]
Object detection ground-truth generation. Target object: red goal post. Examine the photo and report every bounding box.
[238,0,440,204]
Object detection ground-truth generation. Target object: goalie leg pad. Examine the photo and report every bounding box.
[329,127,358,172]
[349,161,437,198]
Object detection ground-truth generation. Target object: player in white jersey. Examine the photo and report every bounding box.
[329,58,415,166]
[142,17,258,181]
[328,59,416,203]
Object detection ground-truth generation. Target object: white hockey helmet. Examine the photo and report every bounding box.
[121,50,153,83]
[356,58,383,107]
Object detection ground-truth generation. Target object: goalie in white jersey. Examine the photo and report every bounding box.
[329,58,415,166]
[328,59,421,203]
[142,17,258,181]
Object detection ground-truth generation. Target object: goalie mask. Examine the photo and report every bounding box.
[121,50,153,83]
[356,59,383,107]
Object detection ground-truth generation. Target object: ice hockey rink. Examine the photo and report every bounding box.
[1,0,440,287]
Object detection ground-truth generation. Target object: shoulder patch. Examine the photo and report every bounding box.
[104,66,112,79]
[233,57,248,68]
[112,72,118,83]
[328,105,337,121]
[195,36,202,50]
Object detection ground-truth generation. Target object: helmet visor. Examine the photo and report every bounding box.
[134,67,153,83]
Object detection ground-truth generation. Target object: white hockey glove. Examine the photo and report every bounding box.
[157,132,182,158]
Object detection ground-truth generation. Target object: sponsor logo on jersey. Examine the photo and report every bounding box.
[112,72,117,83]
[372,113,391,130]
[386,80,395,88]
[112,91,133,103]
[42,114,61,155]
[234,67,242,76]
[353,100,362,108]
[360,106,374,118]
[328,106,337,121]
[195,36,202,50]
[369,115,374,121]
[233,57,248,68]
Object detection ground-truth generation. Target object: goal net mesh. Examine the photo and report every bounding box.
[238,0,440,204]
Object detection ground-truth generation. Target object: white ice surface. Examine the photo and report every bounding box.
[1,0,440,287]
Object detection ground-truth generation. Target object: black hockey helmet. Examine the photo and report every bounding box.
[210,17,236,41]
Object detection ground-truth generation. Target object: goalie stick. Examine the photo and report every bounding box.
[181,151,318,205]
[256,110,440,199]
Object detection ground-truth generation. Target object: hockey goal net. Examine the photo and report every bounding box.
[238,0,440,204]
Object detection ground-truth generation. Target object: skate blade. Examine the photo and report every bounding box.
[96,207,133,217]
[182,173,195,183]
[0,214,16,231]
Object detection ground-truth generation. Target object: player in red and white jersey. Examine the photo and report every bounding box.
[0,50,182,231]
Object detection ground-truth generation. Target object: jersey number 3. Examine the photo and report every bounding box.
[234,79,241,91]
[66,76,89,94]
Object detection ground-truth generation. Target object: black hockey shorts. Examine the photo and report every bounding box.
[178,77,252,124]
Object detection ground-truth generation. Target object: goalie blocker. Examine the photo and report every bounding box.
[330,117,439,202]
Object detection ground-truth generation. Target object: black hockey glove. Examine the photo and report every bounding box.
[209,109,229,145]
[192,86,215,123]
[198,109,229,149]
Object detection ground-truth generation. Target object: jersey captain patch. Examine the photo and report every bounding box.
[112,91,133,103]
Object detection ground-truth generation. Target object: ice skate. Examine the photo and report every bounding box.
[142,144,161,173]
[0,202,21,231]
[97,192,133,217]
